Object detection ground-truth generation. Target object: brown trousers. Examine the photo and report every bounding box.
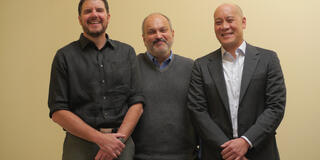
[62,132,134,160]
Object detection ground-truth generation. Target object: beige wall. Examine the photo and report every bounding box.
[1,0,319,159]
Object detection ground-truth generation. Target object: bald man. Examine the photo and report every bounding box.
[187,4,286,160]
[132,13,198,160]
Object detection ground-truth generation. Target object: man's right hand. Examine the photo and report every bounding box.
[95,133,125,160]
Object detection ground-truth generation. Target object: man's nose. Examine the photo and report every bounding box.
[155,31,162,38]
[222,22,230,29]
[90,10,98,17]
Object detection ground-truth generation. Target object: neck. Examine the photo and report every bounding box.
[223,40,244,59]
[83,33,107,50]
[222,46,236,59]
[151,51,171,65]
[156,57,166,66]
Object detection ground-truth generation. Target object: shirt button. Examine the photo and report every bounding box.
[103,96,106,100]
[100,64,104,68]
[102,80,105,83]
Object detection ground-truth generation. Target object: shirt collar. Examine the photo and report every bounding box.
[146,51,173,66]
[221,41,247,57]
[79,33,115,50]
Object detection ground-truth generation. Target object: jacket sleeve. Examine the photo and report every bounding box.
[242,51,286,147]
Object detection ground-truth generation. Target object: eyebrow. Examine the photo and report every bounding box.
[226,16,235,19]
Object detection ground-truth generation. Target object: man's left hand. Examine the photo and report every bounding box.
[220,138,249,160]
[95,149,115,160]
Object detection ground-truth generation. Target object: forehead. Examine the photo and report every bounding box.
[82,0,105,9]
[214,5,239,19]
[144,15,170,30]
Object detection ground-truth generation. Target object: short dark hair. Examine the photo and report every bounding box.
[78,0,109,15]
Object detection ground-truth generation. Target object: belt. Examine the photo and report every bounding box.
[99,128,126,143]
[99,128,118,133]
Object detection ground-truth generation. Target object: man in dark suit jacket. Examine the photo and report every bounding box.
[187,3,286,160]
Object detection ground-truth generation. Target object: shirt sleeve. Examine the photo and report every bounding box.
[127,46,144,107]
[241,136,253,148]
[48,51,71,117]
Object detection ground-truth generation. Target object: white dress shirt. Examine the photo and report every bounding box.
[221,41,252,147]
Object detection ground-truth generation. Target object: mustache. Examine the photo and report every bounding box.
[152,38,167,45]
[87,17,101,23]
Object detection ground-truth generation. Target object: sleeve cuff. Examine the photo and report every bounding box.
[241,136,253,148]
[128,95,144,107]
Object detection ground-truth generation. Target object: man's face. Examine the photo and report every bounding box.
[214,4,246,50]
[142,14,174,57]
[78,0,110,38]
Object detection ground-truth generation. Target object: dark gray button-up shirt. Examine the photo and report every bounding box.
[48,34,144,129]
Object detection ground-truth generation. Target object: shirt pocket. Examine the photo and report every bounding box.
[105,85,130,109]
[103,85,130,121]
[109,61,131,85]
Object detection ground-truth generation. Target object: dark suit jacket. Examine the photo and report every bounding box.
[187,43,286,160]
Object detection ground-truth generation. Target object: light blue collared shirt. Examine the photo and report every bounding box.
[146,51,173,70]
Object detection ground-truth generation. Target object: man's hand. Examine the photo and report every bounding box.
[95,133,125,160]
[95,149,113,160]
[220,138,249,160]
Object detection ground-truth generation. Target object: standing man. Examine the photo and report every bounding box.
[132,13,198,160]
[48,0,144,160]
[187,3,286,160]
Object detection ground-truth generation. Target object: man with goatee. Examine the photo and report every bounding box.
[132,13,198,160]
[48,0,144,160]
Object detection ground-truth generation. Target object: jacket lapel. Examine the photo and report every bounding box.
[207,49,230,113]
[239,44,260,104]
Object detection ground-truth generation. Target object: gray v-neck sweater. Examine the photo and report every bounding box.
[132,53,198,160]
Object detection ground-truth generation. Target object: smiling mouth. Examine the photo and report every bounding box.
[221,33,233,37]
[154,41,165,45]
[88,21,101,24]
[87,17,102,24]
